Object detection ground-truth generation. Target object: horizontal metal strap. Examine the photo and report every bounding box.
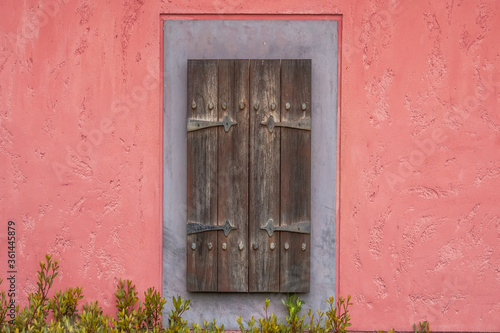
[187,219,236,237]
[261,115,311,132]
[260,219,311,237]
[187,115,237,132]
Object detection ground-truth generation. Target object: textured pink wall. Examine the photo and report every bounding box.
[1,0,499,331]
[339,1,500,331]
[0,0,162,310]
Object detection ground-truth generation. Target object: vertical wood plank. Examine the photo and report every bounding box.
[280,59,311,293]
[186,60,218,292]
[217,60,249,292]
[249,59,281,292]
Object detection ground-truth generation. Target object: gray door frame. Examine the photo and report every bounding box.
[162,18,338,328]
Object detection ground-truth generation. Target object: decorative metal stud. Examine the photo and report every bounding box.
[222,102,227,110]
[222,242,227,250]
[239,102,245,110]
[191,101,197,109]
[270,242,276,250]
[271,102,276,111]
[253,243,258,250]
[284,242,290,250]
[208,242,213,250]
[239,242,244,251]
[301,103,307,110]
[301,243,306,251]
[208,102,214,110]
[191,243,196,250]
[254,103,259,111]
[285,103,291,110]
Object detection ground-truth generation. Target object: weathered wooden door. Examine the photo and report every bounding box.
[186,59,311,293]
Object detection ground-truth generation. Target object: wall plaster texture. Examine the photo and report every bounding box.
[1,0,499,331]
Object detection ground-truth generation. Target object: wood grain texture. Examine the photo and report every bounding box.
[280,59,311,293]
[217,60,249,292]
[187,59,311,293]
[186,60,218,292]
[249,59,281,292]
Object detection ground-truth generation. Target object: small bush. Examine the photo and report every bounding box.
[0,253,429,333]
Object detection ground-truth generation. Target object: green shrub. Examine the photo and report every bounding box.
[326,295,352,333]
[0,278,11,328]
[282,294,306,332]
[49,286,83,323]
[10,254,60,331]
[0,253,428,333]
[414,320,432,333]
[142,287,166,330]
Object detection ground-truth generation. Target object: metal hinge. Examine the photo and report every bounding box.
[187,115,237,132]
[260,219,311,237]
[261,115,311,132]
[187,219,237,237]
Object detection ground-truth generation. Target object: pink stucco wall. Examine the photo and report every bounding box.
[1,0,499,331]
